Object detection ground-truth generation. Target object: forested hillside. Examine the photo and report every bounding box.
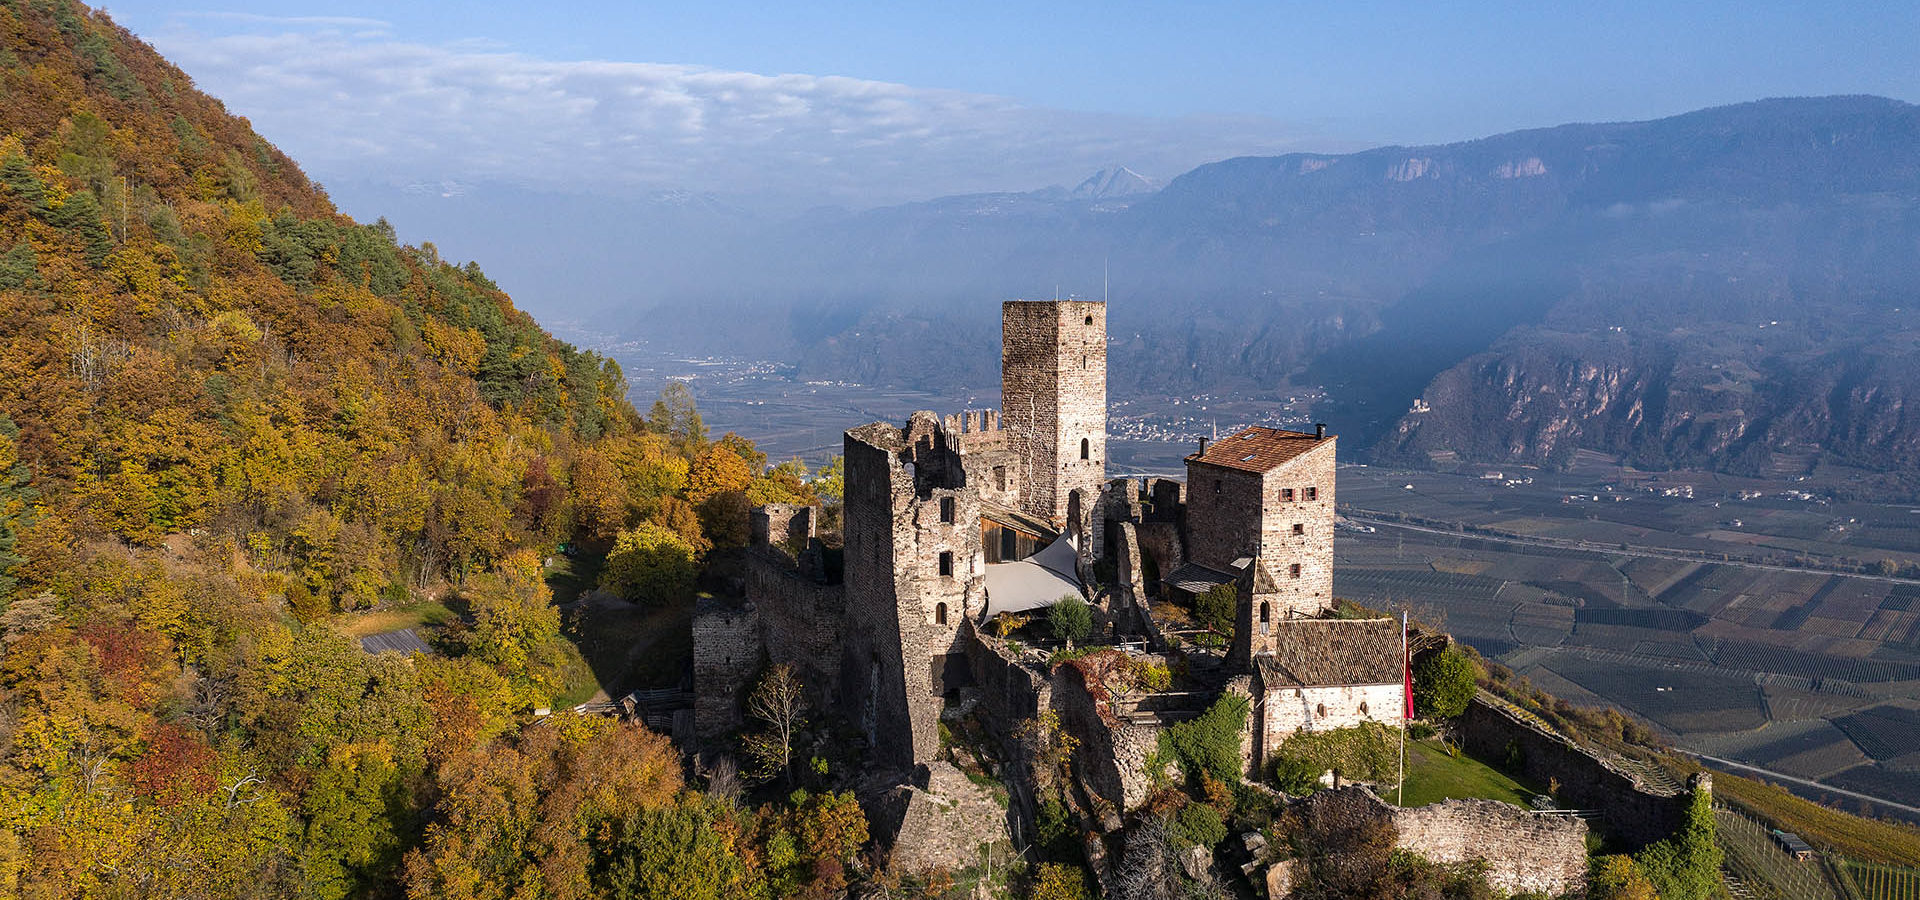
[0,2,847,896]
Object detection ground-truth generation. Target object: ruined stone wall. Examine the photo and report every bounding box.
[967,632,1051,729]
[1262,683,1405,736]
[1051,665,1163,812]
[1001,300,1106,528]
[693,597,762,738]
[1458,695,1692,849]
[1292,788,1590,899]
[842,423,918,771]
[1182,460,1264,574]
[750,503,815,551]
[1134,520,1184,594]
[843,415,987,773]
[1257,439,1336,623]
[745,548,846,710]
[1393,799,1589,896]
[1110,521,1147,627]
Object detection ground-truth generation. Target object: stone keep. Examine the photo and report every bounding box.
[1001,300,1106,529]
[1184,426,1337,658]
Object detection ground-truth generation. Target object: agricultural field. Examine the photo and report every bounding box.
[1335,462,1920,821]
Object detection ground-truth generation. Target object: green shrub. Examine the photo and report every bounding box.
[1634,789,1720,900]
[1173,802,1227,850]
[1195,582,1236,637]
[1131,658,1172,692]
[1413,647,1481,719]
[1271,754,1323,795]
[1159,693,1250,785]
[1050,594,1092,645]
[1269,722,1401,787]
[1037,797,1080,862]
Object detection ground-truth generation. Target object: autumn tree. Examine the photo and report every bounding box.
[742,664,807,784]
[600,523,698,605]
[462,550,566,702]
[648,382,707,448]
[689,444,754,503]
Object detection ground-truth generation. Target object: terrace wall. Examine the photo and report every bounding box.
[1458,694,1694,849]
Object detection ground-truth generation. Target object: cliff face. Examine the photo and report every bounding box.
[1383,325,1920,486]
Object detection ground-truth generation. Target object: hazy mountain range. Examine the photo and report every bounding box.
[592,95,1920,492]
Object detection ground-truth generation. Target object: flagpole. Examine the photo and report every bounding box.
[1399,607,1408,806]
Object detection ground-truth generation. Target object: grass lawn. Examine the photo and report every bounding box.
[336,599,455,641]
[1391,739,1542,808]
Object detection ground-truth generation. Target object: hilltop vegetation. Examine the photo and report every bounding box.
[0,2,846,896]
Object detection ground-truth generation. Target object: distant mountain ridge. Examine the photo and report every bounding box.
[614,95,1920,492]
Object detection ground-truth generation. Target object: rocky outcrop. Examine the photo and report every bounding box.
[868,762,1012,874]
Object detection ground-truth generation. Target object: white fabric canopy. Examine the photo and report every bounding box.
[982,534,1083,617]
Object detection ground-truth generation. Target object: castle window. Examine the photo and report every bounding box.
[1316,703,1326,718]
[1304,486,1319,501]
[1290,563,1302,579]
[1293,523,1304,536]
[1280,488,1294,502]
[1084,315,1094,325]
[935,602,948,626]
[1260,602,1271,623]
[938,552,953,577]
[939,497,955,523]
[1214,480,1222,494]
[1360,701,1370,716]
[1081,355,1088,370]
[1080,438,1090,460]
[994,466,1007,491]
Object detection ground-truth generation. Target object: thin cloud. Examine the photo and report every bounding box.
[145,21,1327,209]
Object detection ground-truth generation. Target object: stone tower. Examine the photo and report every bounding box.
[1001,300,1107,530]
[840,413,985,771]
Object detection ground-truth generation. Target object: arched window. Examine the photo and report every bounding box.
[1080,438,1090,460]
[1360,701,1370,716]
[1315,703,1327,718]
[935,602,948,626]
[1084,314,1094,325]
[1260,602,1271,623]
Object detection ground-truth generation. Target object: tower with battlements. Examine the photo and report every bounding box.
[1001,300,1107,531]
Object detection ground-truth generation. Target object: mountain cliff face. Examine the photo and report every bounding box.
[630,96,1920,488]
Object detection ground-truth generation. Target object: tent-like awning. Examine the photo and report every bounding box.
[982,532,1082,617]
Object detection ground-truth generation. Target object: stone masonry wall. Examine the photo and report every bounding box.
[746,548,847,710]
[693,597,762,738]
[1257,438,1336,623]
[1293,788,1589,899]
[1002,300,1106,528]
[1393,799,1589,896]
[841,423,918,771]
[1183,460,1264,575]
[1051,664,1162,812]
[1458,695,1691,849]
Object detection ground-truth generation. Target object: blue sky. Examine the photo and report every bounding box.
[105,1,1919,146]
[87,2,1920,314]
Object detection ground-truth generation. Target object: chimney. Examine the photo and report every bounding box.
[1315,423,1326,440]
[1199,437,1208,456]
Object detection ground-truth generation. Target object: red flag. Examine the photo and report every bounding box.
[1403,610,1414,721]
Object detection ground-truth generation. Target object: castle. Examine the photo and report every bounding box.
[690,300,1704,896]
[695,298,1405,778]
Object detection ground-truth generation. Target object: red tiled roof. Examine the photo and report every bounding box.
[1185,425,1332,473]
